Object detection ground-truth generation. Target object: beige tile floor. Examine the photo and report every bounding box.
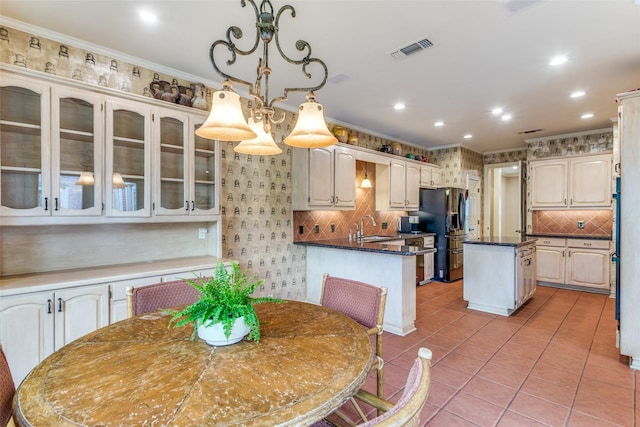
[352,281,638,426]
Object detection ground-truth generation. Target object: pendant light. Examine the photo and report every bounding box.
[234,118,282,155]
[75,171,95,186]
[196,0,337,154]
[361,164,372,188]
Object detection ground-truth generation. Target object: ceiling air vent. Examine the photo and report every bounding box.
[388,36,434,61]
[517,128,545,135]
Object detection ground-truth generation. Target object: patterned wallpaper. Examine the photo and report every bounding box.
[484,149,528,165]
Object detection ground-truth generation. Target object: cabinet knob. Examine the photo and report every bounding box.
[185,201,189,211]
[58,297,63,312]
[44,197,49,211]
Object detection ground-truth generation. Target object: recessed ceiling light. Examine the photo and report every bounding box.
[393,103,406,110]
[549,55,568,66]
[501,114,512,121]
[464,134,472,139]
[434,121,444,127]
[581,113,594,119]
[570,90,586,98]
[139,10,158,24]
[492,107,503,115]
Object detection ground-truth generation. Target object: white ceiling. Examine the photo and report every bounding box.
[1,0,639,153]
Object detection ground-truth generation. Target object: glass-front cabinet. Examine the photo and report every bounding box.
[52,87,103,216]
[154,110,218,216]
[105,99,151,218]
[1,75,103,218]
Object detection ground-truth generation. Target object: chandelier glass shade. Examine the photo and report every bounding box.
[234,117,283,155]
[75,171,95,186]
[196,0,337,154]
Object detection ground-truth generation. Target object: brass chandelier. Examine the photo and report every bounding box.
[195,0,338,155]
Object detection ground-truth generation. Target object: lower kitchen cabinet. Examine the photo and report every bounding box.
[535,237,611,291]
[0,284,109,384]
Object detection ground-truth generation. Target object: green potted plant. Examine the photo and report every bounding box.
[168,262,283,345]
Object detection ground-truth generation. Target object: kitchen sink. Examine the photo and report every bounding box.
[360,235,393,242]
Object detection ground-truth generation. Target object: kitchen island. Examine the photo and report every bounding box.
[463,237,537,316]
[296,235,436,336]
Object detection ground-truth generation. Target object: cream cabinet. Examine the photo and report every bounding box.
[420,165,442,188]
[535,237,611,291]
[0,284,109,385]
[530,154,612,209]
[376,160,420,210]
[153,109,219,217]
[1,70,219,224]
[291,145,356,210]
[1,74,104,219]
[535,237,566,284]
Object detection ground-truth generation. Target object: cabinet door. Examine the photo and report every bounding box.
[0,75,51,216]
[54,284,110,350]
[431,167,442,187]
[535,245,565,283]
[0,292,54,385]
[333,147,356,208]
[51,86,104,216]
[154,108,190,216]
[566,248,610,289]
[191,118,219,215]
[530,160,568,208]
[420,166,432,187]
[308,147,334,207]
[405,164,421,209]
[569,155,612,208]
[105,99,151,217]
[388,161,407,208]
[423,253,434,282]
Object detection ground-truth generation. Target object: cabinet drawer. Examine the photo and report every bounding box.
[536,237,566,247]
[111,276,161,301]
[423,236,435,247]
[566,239,610,250]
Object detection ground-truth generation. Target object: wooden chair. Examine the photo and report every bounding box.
[320,274,387,415]
[126,279,201,317]
[314,348,432,427]
[1,345,16,427]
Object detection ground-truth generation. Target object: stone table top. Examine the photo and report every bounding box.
[13,301,374,427]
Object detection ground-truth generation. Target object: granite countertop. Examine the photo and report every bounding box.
[463,237,538,248]
[295,235,437,256]
[527,234,612,241]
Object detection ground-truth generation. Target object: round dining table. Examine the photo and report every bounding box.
[13,300,374,426]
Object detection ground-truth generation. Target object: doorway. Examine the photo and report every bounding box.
[483,161,526,239]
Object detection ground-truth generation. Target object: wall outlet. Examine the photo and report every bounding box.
[198,228,207,239]
[330,223,335,232]
[314,224,319,233]
[578,220,585,229]
[298,225,304,234]
[381,221,388,229]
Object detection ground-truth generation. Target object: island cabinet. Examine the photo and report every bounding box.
[530,154,612,209]
[0,69,219,225]
[376,160,420,210]
[1,74,104,219]
[463,239,537,316]
[0,284,110,385]
[291,145,356,210]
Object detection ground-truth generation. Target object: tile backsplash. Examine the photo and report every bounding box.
[532,210,612,238]
[293,161,406,242]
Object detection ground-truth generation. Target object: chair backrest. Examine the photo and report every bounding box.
[0,345,15,427]
[321,274,387,331]
[359,348,432,427]
[127,279,201,317]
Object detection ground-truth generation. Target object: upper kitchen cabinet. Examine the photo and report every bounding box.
[1,74,103,220]
[153,109,218,217]
[376,160,420,210]
[420,164,442,189]
[292,145,356,210]
[530,154,612,209]
[105,99,151,218]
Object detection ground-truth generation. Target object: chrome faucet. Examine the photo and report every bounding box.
[359,215,377,238]
[349,223,359,241]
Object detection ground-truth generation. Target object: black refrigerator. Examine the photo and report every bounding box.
[410,187,467,282]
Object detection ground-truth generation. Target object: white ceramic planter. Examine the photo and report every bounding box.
[197,316,250,346]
